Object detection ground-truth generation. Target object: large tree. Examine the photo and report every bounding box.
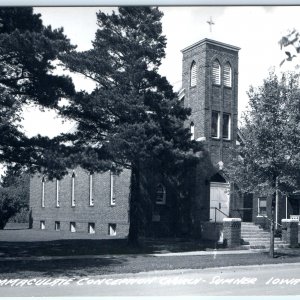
[60,7,203,244]
[226,71,300,256]
[0,7,75,172]
[227,71,300,196]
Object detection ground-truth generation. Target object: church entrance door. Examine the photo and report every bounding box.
[210,182,230,222]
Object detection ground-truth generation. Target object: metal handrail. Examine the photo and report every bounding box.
[210,207,229,218]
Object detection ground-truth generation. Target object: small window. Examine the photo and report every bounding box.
[223,113,231,140]
[108,223,117,236]
[41,177,45,208]
[70,222,76,233]
[56,179,60,207]
[88,222,95,234]
[89,173,94,206]
[156,184,166,205]
[224,63,232,87]
[258,197,267,216]
[190,122,195,141]
[55,221,60,231]
[212,60,221,85]
[211,111,220,138]
[40,221,45,230]
[71,172,76,207]
[190,61,197,87]
[110,171,116,206]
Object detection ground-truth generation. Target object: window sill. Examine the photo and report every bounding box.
[224,85,232,89]
[222,138,232,142]
[212,83,221,87]
[156,202,166,205]
[211,137,220,140]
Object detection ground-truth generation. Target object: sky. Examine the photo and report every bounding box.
[21,6,300,137]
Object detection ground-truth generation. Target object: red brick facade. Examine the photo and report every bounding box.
[30,168,130,236]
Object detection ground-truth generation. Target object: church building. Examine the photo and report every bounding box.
[30,37,279,239]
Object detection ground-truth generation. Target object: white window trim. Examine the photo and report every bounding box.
[190,61,197,87]
[224,63,232,87]
[190,122,195,141]
[110,171,116,206]
[212,60,221,85]
[70,222,76,233]
[212,111,220,139]
[41,177,45,208]
[223,113,231,140]
[71,172,75,207]
[88,222,95,234]
[89,173,94,206]
[40,220,45,230]
[56,179,60,207]
[257,197,267,217]
[108,223,117,236]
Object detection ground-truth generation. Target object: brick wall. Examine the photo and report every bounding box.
[30,167,130,236]
[181,38,242,226]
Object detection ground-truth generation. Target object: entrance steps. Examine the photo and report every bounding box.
[241,222,289,250]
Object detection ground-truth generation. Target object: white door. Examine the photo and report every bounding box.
[210,182,230,222]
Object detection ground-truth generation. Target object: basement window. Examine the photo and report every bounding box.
[88,223,95,234]
[40,221,45,230]
[55,221,60,231]
[108,223,117,236]
[70,222,76,233]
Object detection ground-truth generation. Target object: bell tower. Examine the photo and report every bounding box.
[181,38,240,230]
[181,38,240,167]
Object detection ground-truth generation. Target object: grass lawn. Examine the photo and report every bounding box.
[0,223,214,257]
[1,223,300,279]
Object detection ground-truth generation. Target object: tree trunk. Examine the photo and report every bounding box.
[128,162,141,247]
[269,192,276,258]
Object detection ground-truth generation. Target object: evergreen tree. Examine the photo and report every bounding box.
[0,7,75,172]
[61,7,203,244]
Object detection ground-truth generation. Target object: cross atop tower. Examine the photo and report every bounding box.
[207,16,215,33]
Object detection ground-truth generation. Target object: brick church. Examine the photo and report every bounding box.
[30,37,299,238]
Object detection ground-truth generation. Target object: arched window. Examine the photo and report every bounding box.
[224,62,232,87]
[89,173,94,206]
[212,60,221,85]
[190,61,197,87]
[190,122,195,140]
[71,171,76,207]
[41,176,45,208]
[156,184,166,205]
[56,179,60,207]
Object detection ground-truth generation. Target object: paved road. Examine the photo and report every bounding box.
[1,262,300,296]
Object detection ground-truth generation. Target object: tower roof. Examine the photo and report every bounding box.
[181,38,240,53]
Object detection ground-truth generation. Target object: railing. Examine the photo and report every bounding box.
[210,207,229,224]
[230,208,252,220]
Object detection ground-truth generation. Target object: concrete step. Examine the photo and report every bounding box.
[241,244,290,250]
[243,237,282,241]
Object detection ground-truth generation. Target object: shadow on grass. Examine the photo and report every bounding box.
[0,256,128,278]
[0,238,213,258]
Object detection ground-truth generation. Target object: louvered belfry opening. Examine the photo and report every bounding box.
[190,61,197,87]
[212,59,221,85]
[224,62,232,87]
